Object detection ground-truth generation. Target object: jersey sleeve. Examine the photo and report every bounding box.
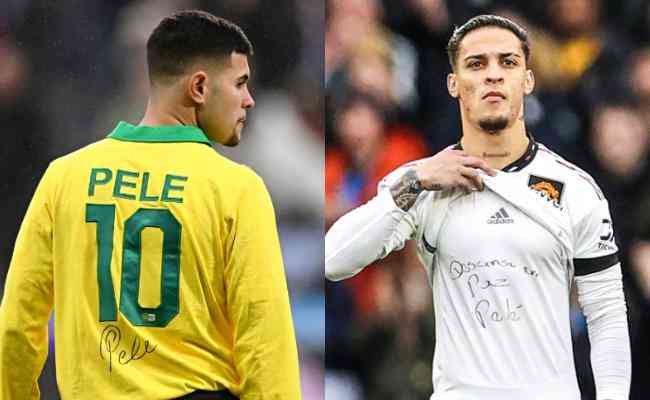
[224,171,301,400]
[373,164,423,243]
[572,193,619,276]
[0,163,57,399]
[574,264,631,399]
[325,164,423,281]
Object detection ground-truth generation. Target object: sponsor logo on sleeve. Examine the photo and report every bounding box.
[597,218,617,251]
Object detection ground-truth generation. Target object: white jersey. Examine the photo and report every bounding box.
[326,139,629,400]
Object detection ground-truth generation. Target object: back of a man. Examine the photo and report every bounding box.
[0,11,301,400]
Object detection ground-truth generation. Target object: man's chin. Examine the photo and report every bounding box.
[222,130,241,147]
[478,116,509,134]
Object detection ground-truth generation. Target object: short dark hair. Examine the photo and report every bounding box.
[146,10,253,83]
[446,15,530,70]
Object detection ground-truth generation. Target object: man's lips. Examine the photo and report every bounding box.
[482,91,506,100]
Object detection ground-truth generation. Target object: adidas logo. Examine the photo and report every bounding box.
[487,207,514,224]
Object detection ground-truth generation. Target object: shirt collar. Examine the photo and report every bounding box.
[453,132,538,173]
[107,121,211,145]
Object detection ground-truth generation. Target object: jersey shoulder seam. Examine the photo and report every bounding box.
[536,144,604,201]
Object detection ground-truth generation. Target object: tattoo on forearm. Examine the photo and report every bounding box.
[390,169,423,211]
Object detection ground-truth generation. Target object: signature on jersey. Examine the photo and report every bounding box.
[449,259,539,280]
[474,298,524,329]
[99,325,157,373]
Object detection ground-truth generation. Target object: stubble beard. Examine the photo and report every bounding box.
[221,123,243,147]
[223,132,241,146]
[478,116,509,134]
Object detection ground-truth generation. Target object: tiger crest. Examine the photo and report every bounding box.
[528,175,565,204]
[531,181,560,201]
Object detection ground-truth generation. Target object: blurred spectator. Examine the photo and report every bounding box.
[326,93,427,225]
[326,0,383,80]
[0,35,50,295]
[629,47,650,125]
[630,222,650,399]
[628,61,650,394]
[589,104,649,184]
[347,33,396,107]
[326,0,419,132]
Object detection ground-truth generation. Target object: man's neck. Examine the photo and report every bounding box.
[460,118,529,170]
[139,97,196,127]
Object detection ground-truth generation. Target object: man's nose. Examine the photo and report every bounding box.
[243,89,255,109]
[485,64,505,85]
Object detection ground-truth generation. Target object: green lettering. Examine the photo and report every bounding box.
[120,208,181,327]
[85,204,117,321]
[161,174,188,203]
[88,168,113,196]
[113,169,139,200]
[139,172,159,202]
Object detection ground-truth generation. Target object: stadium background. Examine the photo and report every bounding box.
[0,0,323,398]
[325,0,650,399]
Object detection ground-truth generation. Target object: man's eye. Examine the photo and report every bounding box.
[468,61,481,69]
[503,59,516,66]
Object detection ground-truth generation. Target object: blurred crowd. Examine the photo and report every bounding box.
[0,0,323,398]
[325,0,650,399]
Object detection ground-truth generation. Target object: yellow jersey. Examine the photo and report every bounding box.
[0,122,301,399]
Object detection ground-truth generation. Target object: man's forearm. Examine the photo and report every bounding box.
[389,168,424,211]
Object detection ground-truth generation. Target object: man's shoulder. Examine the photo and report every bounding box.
[52,139,106,163]
[44,140,109,178]
[192,150,266,194]
[532,143,606,206]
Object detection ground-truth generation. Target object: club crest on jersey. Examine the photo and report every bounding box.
[528,175,564,205]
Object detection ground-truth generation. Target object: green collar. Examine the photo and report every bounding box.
[108,121,211,145]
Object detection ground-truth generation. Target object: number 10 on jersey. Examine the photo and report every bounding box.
[85,204,181,327]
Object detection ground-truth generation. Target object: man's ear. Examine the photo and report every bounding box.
[188,70,209,105]
[447,73,459,98]
[524,69,535,95]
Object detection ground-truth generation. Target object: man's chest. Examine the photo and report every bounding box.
[422,190,573,331]
[436,191,562,257]
[420,188,569,286]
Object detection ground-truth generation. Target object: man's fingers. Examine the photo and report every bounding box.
[456,177,475,193]
[460,167,484,191]
[461,156,497,176]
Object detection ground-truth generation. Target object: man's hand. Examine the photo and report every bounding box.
[390,147,497,211]
[415,147,496,192]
